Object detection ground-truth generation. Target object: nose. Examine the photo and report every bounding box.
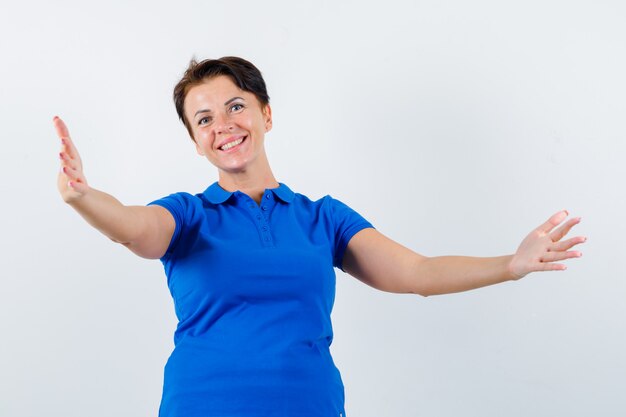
[213,112,233,135]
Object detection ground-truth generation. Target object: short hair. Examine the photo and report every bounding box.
[173,56,270,140]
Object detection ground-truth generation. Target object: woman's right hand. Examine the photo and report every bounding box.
[54,116,91,203]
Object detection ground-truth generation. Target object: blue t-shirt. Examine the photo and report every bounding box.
[148,182,374,417]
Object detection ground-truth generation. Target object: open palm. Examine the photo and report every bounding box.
[54,116,90,202]
[509,210,586,279]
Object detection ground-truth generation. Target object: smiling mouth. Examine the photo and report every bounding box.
[220,136,247,151]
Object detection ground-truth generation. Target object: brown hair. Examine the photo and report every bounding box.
[173,56,270,140]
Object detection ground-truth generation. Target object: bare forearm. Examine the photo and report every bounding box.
[67,188,142,244]
[415,255,517,296]
[343,214,585,296]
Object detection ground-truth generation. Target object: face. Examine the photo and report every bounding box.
[184,75,272,174]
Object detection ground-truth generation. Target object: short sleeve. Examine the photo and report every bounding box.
[328,197,374,271]
[147,192,195,261]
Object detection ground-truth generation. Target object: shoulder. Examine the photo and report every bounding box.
[148,190,198,205]
[289,189,351,209]
[290,189,372,230]
[285,192,342,223]
[146,188,216,230]
[148,185,219,208]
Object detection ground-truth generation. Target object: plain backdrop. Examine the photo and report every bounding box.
[1,1,624,416]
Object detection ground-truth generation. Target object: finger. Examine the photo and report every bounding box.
[550,217,582,242]
[540,250,582,263]
[60,134,81,162]
[54,117,81,161]
[53,116,70,139]
[537,210,569,234]
[537,262,567,272]
[67,180,89,194]
[59,151,79,170]
[550,235,587,252]
[61,165,84,182]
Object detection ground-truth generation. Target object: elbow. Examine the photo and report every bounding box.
[410,287,432,298]
[109,236,132,245]
[408,255,433,297]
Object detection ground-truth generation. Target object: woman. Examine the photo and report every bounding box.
[55,56,586,416]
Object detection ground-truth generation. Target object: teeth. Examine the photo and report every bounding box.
[221,137,244,150]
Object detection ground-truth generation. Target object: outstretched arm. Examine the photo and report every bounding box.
[55,116,175,259]
[342,210,586,296]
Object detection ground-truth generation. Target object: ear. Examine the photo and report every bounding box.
[263,104,273,132]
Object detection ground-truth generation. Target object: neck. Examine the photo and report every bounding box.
[217,167,279,204]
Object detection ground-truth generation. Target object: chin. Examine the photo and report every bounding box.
[219,161,252,174]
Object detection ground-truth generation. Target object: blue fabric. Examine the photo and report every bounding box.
[147,182,373,417]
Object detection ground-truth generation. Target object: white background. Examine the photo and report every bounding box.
[1,1,624,416]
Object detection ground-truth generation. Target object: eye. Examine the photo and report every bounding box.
[230,103,244,112]
[198,116,212,126]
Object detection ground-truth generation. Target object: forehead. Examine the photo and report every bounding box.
[185,76,247,108]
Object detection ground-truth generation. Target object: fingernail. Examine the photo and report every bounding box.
[564,210,569,216]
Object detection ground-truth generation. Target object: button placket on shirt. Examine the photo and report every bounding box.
[244,191,275,247]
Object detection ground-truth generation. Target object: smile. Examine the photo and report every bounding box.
[220,136,247,151]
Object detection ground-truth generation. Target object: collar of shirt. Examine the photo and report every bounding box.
[203,181,295,205]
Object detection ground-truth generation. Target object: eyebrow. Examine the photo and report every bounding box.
[194,97,245,118]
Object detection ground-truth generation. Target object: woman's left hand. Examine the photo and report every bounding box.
[508,210,586,280]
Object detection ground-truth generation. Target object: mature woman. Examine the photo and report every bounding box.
[55,56,585,417]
